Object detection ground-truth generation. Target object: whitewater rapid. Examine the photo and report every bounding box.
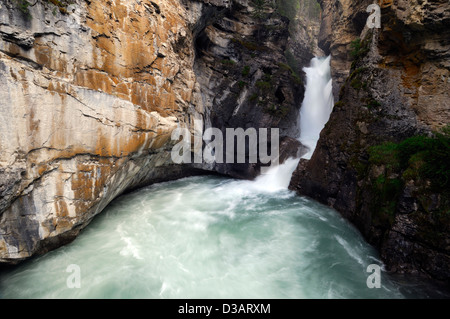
[0,176,410,299]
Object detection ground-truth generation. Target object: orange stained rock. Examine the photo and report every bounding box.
[380,0,393,9]
[74,69,117,95]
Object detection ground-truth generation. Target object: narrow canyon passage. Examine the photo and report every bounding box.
[299,56,334,159]
[0,0,448,300]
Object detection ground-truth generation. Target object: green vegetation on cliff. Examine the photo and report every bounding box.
[365,126,450,230]
[369,127,450,191]
[13,0,72,18]
[13,0,31,16]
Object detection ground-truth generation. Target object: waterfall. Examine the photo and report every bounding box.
[254,56,334,189]
[299,56,334,160]
[253,157,301,191]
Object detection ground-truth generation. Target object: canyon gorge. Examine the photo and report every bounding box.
[0,0,449,291]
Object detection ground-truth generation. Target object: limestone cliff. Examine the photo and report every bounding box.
[290,0,450,283]
[0,0,315,263]
[0,0,209,263]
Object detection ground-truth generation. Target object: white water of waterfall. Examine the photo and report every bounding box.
[252,56,335,190]
[299,56,335,160]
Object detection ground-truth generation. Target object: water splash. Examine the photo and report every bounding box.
[251,56,335,190]
[253,157,301,192]
[299,56,334,159]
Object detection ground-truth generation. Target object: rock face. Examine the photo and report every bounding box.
[318,0,450,125]
[192,0,308,178]
[290,0,450,283]
[317,0,365,100]
[0,0,314,263]
[0,0,206,263]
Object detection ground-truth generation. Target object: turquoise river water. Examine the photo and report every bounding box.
[0,171,443,299]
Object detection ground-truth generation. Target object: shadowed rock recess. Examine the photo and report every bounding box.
[0,0,316,263]
[290,0,450,284]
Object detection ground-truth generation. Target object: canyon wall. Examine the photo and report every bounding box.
[0,0,206,263]
[291,0,450,283]
[192,0,309,178]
